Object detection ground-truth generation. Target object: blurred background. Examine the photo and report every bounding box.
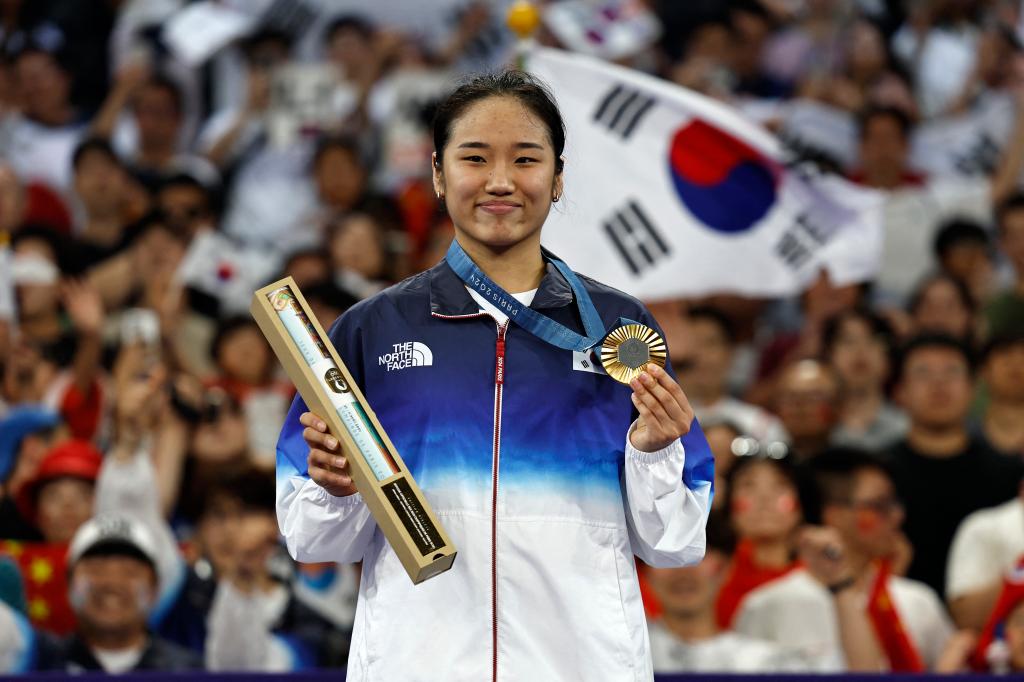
[2,0,1024,676]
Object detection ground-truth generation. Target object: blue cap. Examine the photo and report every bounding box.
[0,405,60,482]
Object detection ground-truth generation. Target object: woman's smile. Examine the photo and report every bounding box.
[477,199,522,215]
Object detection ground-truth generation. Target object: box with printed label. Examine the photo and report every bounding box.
[251,276,457,584]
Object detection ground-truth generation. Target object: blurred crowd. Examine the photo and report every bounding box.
[1,0,1024,676]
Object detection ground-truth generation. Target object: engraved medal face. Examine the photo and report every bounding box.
[600,324,667,384]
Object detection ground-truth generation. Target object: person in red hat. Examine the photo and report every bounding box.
[16,440,101,545]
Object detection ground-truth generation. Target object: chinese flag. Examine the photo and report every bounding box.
[1,540,76,635]
[865,560,925,672]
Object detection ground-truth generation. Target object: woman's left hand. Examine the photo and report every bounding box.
[628,363,694,452]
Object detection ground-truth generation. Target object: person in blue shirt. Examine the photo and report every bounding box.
[277,70,713,682]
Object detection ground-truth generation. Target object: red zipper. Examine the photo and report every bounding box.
[491,322,507,681]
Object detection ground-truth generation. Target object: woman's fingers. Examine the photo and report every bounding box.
[640,369,689,426]
[308,447,353,493]
[630,366,692,437]
[632,378,672,426]
[300,412,339,451]
[308,447,348,473]
[309,463,353,491]
[299,411,328,432]
[652,365,694,420]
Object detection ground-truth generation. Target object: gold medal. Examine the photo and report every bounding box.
[600,324,667,384]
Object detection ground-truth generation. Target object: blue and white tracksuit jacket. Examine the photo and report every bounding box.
[276,259,714,681]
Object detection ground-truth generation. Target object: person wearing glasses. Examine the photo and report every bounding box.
[734,448,953,671]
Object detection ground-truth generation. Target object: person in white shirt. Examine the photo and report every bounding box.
[645,514,806,673]
[680,305,788,445]
[0,35,87,195]
[946,488,1024,629]
[734,448,954,671]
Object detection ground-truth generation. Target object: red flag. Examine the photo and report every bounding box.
[715,538,800,627]
[0,540,76,635]
[971,555,1024,671]
[866,560,925,672]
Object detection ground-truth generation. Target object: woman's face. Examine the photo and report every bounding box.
[433,96,562,257]
[913,279,972,340]
[830,316,889,390]
[330,214,386,279]
[730,461,801,542]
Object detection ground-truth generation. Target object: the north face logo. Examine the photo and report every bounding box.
[378,341,433,371]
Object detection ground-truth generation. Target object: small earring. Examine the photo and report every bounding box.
[436,192,444,200]
[552,194,560,203]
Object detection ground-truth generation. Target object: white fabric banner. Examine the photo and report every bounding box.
[528,48,884,300]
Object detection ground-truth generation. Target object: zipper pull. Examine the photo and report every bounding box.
[495,331,506,385]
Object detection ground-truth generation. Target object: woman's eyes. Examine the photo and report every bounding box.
[459,156,539,164]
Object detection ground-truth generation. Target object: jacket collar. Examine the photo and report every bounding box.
[429,253,575,318]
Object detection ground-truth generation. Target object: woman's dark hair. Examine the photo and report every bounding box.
[822,306,896,358]
[432,71,565,173]
[723,454,801,525]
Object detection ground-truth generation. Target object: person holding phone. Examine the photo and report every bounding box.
[275,71,713,681]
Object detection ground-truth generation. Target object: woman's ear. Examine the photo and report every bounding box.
[552,172,564,203]
[432,152,444,198]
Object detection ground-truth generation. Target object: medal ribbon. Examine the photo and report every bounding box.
[445,239,608,352]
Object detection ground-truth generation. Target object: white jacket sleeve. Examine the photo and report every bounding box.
[94,441,185,619]
[622,421,712,567]
[277,475,377,564]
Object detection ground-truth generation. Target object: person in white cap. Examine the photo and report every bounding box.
[31,513,201,673]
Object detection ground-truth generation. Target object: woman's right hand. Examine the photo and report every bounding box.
[300,411,358,497]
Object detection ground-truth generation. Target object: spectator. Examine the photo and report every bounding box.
[735,448,953,671]
[986,193,1024,338]
[156,172,217,243]
[200,29,317,256]
[772,359,840,461]
[15,440,101,544]
[11,229,106,441]
[797,18,901,114]
[32,515,201,673]
[823,308,908,452]
[979,331,1024,456]
[933,218,995,305]
[702,418,743,511]
[849,106,925,191]
[748,271,868,407]
[646,514,803,672]
[946,484,1024,630]
[161,467,349,669]
[91,67,200,188]
[887,334,1024,596]
[907,273,978,346]
[679,305,787,443]
[67,138,136,273]
[729,1,790,100]
[206,316,292,465]
[716,454,802,628]
[328,211,394,299]
[867,96,1024,301]
[0,27,86,194]
[0,406,65,539]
